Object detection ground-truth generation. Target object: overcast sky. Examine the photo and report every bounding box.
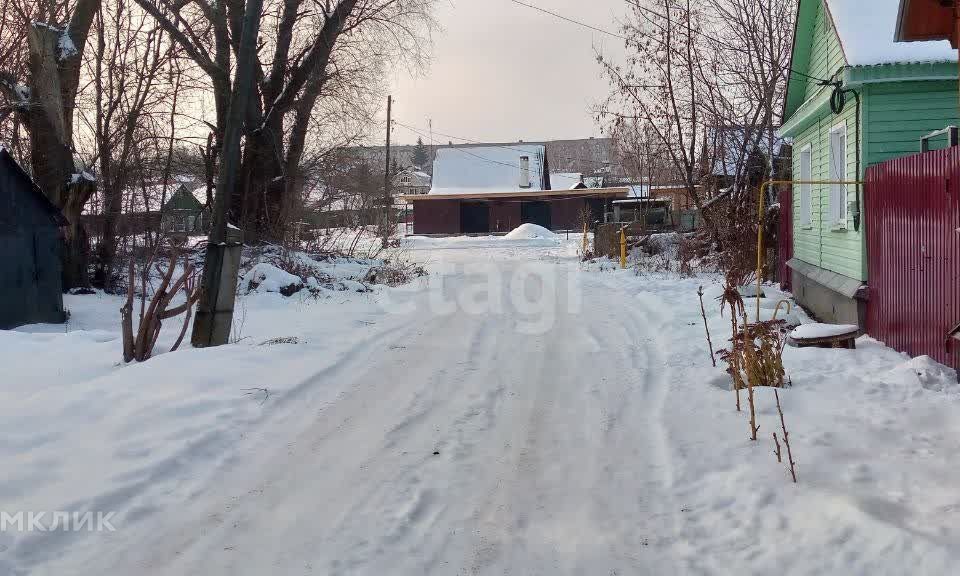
[386,0,628,146]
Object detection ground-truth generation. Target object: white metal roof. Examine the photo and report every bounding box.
[430,144,546,195]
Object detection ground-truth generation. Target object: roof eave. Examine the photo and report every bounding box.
[843,60,959,86]
[401,187,630,202]
[779,89,833,137]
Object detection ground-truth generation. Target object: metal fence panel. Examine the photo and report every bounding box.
[865,148,960,369]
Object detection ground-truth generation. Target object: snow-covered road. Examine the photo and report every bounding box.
[67,243,687,574]
[7,234,960,575]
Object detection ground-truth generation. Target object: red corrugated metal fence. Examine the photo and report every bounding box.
[778,186,792,291]
[865,148,960,369]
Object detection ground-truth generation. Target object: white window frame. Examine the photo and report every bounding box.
[828,122,848,228]
[799,144,813,227]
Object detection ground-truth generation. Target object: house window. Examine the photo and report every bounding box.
[187,215,196,231]
[799,145,812,226]
[829,123,848,227]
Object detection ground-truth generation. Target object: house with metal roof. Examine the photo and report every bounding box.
[403,144,628,234]
[780,0,959,326]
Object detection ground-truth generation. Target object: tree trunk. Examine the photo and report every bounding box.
[22,1,101,289]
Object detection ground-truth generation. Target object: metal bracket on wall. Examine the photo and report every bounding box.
[921,126,959,152]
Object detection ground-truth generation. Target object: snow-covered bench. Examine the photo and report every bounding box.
[788,323,859,350]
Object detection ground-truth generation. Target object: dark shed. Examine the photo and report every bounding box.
[0,149,67,329]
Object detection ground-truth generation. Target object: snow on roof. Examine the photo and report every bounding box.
[191,185,211,206]
[825,0,958,67]
[430,144,546,195]
[584,175,605,188]
[550,172,583,190]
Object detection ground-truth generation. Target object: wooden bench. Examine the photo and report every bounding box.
[787,323,859,349]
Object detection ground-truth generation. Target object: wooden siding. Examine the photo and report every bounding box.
[802,0,845,101]
[864,81,960,166]
[790,98,863,281]
[785,0,959,285]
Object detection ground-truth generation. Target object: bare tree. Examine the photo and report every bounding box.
[599,0,795,242]
[131,0,436,242]
[85,0,177,290]
[0,0,103,288]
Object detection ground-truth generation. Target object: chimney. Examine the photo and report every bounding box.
[519,155,530,188]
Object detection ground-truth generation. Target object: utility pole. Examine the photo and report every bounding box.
[191,0,263,347]
[382,95,392,248]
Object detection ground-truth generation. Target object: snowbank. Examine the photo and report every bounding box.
[241,262,303,294]
[504,223,557,240]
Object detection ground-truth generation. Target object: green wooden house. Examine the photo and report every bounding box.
[161,183,210,236]
[781,0,959,325]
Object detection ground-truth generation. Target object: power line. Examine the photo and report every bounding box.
[393,122,614,190]
[392,119,613,170]
[509,0,833,86]
[396,121,545,171]
[508,0,627,41]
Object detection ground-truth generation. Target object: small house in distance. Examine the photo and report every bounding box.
[161,183,210,236]
[392,167,431,196]
[0,148,67,329]
[404,144,628,234]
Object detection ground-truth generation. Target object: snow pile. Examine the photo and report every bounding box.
[504,223,557,240]
[888,355,958,393]
[241,262,303,295]
[790,322,859,339]
[237,245,424,297]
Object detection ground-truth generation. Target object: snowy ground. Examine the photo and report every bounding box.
[2,233,960,575]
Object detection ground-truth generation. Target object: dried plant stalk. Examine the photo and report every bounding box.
[698,286,716,367]
[742,314,760,441]
[773,432,782,463]
[775,389,797,483]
